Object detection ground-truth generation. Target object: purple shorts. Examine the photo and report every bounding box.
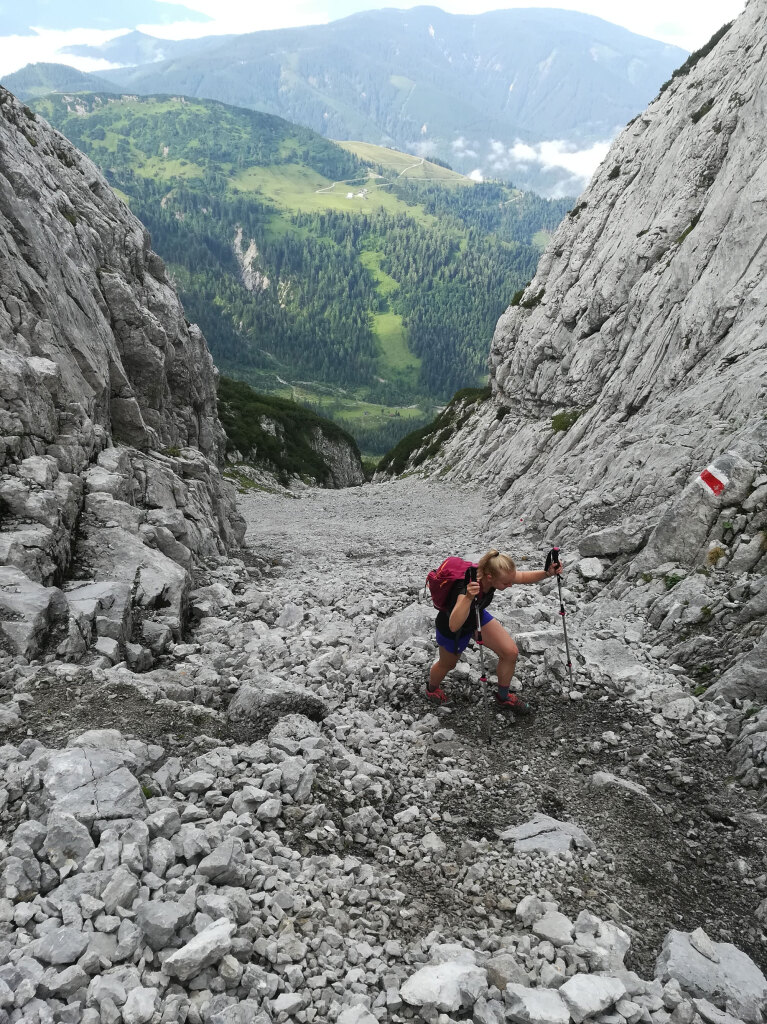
[436,611,493,654]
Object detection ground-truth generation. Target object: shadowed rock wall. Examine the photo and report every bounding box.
[0,86,244,667]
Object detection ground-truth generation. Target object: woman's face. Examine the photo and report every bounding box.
[489,570,516,591]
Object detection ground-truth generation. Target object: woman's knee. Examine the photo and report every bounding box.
[497,639,519,662]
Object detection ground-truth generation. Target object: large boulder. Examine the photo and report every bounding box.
[498,813,594,854]
[635,454,756,570]
[559,975,627,1023]
[400,952,487,1013]
[163,919,236,982]
[0,565,68,658]
[579,523,649,558]
[504,984,570,1024]
[704,632,767,703]
[28,746,146,825]
[227,676,328,736]
[375,602,434,649]
[655,929,767,1023]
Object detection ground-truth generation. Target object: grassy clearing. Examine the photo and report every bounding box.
[359,249,420,379]
[372,312,420,376]
[360,249,400,297]
[230,162,440,227]
[532,229,553,251]
[138,156,205,180]
[220,370,435,456]
[337,140,468,184]
[284,382,426,424]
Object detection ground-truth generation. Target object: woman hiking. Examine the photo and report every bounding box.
[427,549,563,711]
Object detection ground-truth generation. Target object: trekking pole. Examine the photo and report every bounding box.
[545,547,574,687]
[465,565,491,745]
[474,600,491,745]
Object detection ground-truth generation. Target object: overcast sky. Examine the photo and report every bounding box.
[0,0,747,77]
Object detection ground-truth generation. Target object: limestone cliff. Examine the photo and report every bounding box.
[0,86,245,667]
[398,4,767,704]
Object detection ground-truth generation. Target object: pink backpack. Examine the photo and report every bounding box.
[426,557,476,611]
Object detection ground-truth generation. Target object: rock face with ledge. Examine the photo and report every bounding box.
[391,3,767,711]
[412,3,767,548]
[0,85,245,665]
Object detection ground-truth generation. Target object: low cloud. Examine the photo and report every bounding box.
[489,137,611,178]
[0,1,323,76]
[479,136,612,195]
[0,28,131,77]
[451,135,479,160]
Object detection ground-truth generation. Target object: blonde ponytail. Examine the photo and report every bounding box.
[478,550,516,582]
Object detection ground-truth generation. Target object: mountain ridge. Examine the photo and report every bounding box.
[2,6,686,195]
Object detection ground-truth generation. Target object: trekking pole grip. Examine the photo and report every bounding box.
[544,546,560,574]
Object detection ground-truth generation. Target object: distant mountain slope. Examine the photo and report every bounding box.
[60,30,233,66]
[1,63,119,99]
[31,91,569,452]
[77,6,685,195]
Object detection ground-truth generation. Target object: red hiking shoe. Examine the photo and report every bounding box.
[495,692,534,715]
[426,683,448,702]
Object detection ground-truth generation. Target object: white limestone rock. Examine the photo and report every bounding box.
[336,1006,379,1024]
[375,602,435,649]
[0,566,68,658]
[28,926,89,965]
[515,895,546,927]
[577,557,605,580]
[532,911,575,947]
[276,602,304,628]
[227,676,327,730]
[499,812,594,854]
[42,811,95,872]
[27,745,146,825]
[198,838,255,887]
[0,84,246,662]
[135,901,193,950]
[559,974,627,1022]
[589,772,663,813]
[572,911,632,971]
[704,632,767,703]
[401,955,488,1012]
[504,983,571,1024]
[655,929,767,1022]
[122,986,159,1024]
[485,952,530,990]
[162,918,236,982]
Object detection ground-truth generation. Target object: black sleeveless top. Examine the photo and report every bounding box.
[435,580,495,640]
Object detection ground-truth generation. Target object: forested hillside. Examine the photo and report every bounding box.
[32,93,569,451]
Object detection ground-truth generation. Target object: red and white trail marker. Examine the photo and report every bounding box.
[698,465,728,497]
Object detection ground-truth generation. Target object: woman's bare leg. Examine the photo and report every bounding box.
[478,618,519,689]
[429,645,460,690]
